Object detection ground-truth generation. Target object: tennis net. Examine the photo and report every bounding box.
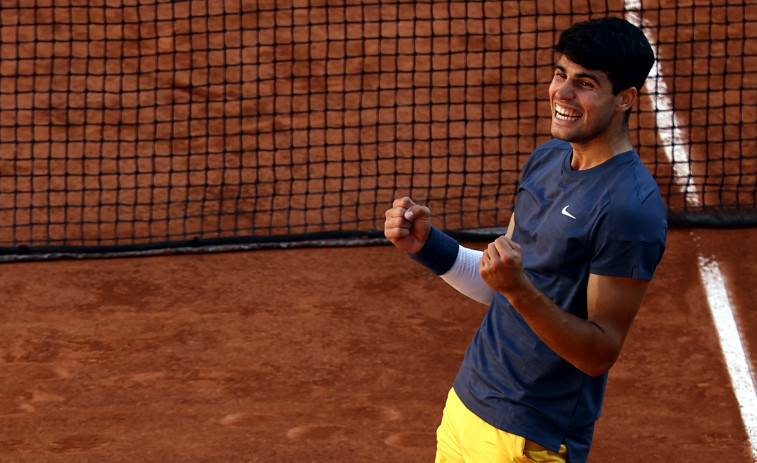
[0,1,755,260]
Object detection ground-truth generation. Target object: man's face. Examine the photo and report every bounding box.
[548,55,621,144]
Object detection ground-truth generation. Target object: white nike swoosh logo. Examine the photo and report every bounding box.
[561,205,577,220]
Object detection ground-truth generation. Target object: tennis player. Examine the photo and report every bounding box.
[384,17,667,463]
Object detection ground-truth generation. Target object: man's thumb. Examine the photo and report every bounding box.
[404,205,431,221]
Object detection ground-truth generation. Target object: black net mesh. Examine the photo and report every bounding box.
[0,1,755,259]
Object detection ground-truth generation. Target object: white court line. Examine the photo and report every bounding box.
[626,3,757,460]
[699,256,757,454]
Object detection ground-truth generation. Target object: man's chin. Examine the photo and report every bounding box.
[551,124,586,144]
[550,127,572,142]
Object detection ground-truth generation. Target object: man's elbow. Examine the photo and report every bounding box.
[578,321,626,376]
[581,357,617,377]
[577,345,621,377]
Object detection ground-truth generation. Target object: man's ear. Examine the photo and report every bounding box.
[617,87,638,111]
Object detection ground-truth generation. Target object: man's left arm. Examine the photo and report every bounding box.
[479,235,649,377]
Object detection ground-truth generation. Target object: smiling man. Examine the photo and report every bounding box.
[383,17,667,463]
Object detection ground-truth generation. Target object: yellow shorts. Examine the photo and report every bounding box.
[435,388,568,463]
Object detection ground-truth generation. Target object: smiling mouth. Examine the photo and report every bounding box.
[554,104,582,121]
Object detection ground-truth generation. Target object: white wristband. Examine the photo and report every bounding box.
[441,245,495,306]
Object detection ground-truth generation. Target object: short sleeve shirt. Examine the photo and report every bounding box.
[452,139,667,463]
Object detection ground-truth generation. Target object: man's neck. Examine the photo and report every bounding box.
[569,132,633,171]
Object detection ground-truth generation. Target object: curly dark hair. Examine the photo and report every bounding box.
[555,17,655,95]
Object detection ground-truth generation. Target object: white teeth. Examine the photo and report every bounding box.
[555,104,581,121]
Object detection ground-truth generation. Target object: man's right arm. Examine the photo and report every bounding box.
[384,197,495,305]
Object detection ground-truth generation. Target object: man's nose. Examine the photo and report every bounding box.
[554,80,576,99]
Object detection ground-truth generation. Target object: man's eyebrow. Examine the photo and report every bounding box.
[554,64,602,85]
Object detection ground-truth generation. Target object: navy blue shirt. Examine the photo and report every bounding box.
[412,139,667,462]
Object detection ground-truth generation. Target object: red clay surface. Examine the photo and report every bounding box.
[0,226,754,462]
[0,2,754,461]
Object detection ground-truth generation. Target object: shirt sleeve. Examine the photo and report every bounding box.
[590,202,667,281]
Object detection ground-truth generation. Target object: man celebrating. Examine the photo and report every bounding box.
[384,17,667,463]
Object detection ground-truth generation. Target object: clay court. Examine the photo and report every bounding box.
[0,1,755,462]
[0,227,755,461]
